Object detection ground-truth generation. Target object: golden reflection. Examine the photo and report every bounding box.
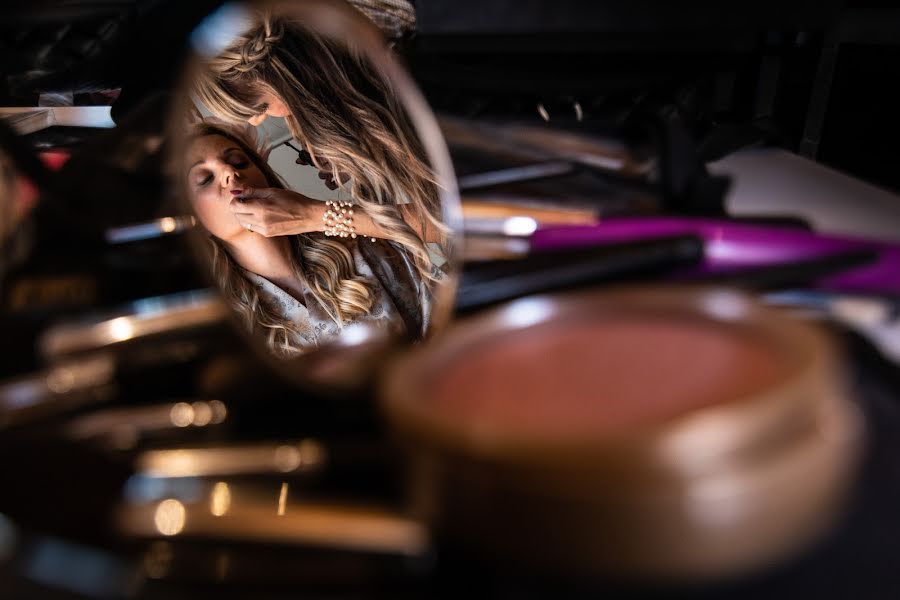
[209,399,227,424]
[273,445,302,472]
[108,317,135,342]
[169,402,194,427]
[154,499,186,536]
[298,439,326,468]
[277,482,288,517]
[210,481,231,517]
[274,439,327,472]
[191,401,213,426]
[138,442,326,478]
[159,217,177,233]
[45,368,75,394]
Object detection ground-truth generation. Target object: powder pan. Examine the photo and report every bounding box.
[380,286,863,579]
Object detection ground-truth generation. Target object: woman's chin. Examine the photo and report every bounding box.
[219,227,251,243]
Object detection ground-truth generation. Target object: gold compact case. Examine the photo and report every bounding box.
[380,286,863,580]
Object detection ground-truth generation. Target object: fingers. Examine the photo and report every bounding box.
[229,199,258,231]
[229,201,278,237]
[233,213,255,232]
[231,210,256,222]
[238,187,291,206]
[232,213,255,230]
[237,187,307,205]
[233,213,271,237]
[234,185,268,202]
[229,194,255,212]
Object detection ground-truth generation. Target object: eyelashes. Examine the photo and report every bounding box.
[253,102,269,116]
[193,156,250,189]
[225,148,250,168]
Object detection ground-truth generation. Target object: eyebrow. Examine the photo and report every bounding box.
[188,146,243,172]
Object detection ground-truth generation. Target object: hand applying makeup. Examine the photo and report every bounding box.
[229,186,323,237]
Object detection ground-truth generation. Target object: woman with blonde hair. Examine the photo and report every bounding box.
[191,9,447,291]
[184,119,437,357]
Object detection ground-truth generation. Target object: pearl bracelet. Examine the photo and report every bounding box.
[323,200,376,242]
[323,199,356,238]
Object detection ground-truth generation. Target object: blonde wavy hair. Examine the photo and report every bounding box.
[188,122,375,357]
[192,10,446,286]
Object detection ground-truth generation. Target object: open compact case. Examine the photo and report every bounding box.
[383,287,862,578]
[1,0,898,596]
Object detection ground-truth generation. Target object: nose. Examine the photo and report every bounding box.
[222,165,241,187]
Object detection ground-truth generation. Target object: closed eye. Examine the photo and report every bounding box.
[196,174,213,188]
[224,149,250,170]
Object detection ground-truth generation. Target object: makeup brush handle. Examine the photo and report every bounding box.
[118,495,427,557]
[532,218,900,294]
[456,234,704,312]
[461,199,598,226]
[688,249,878,291]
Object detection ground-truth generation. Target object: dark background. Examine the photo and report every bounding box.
[2,0,898,190]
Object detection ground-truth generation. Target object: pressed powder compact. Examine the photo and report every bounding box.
[381,286,863,579]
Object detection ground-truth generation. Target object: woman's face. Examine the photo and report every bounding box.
[247,89,290,126]
[240,87,348,189]
[186,134,269,241]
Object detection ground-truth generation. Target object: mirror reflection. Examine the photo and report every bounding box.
[176,2,453,359]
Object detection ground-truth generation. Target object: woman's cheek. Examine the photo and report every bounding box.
[246,167,268,188]
[193,190,233,238]
[191,191,214,230]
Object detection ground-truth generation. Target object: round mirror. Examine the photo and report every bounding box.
[168,0,460,391]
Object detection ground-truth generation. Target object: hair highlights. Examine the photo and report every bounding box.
[192,11,447,286]
[188,122,375,356]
